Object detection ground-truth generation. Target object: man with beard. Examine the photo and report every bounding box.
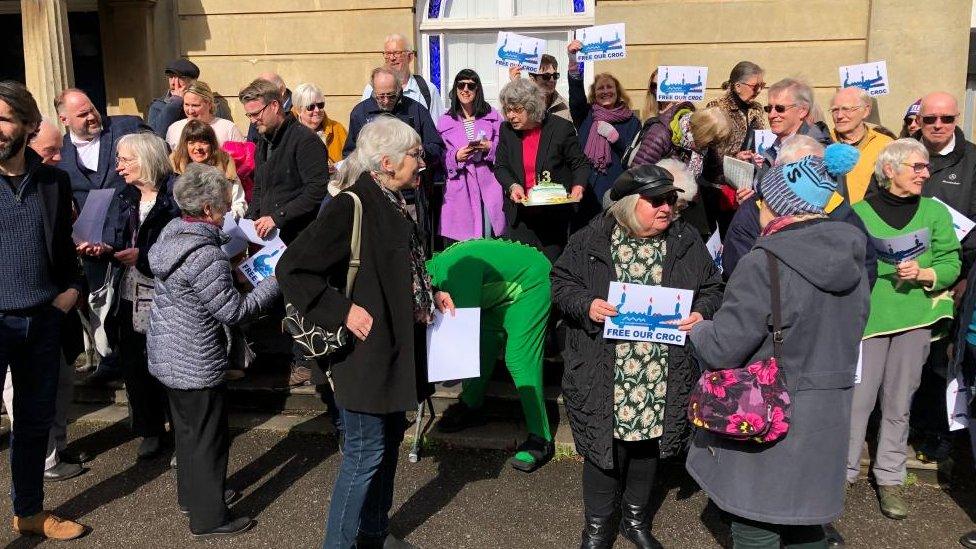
[0,80,88,540]
[361,33,444,124]
[55,88,148,383]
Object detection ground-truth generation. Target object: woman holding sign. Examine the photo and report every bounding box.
[552,164,723,548]
[846,138,961,521]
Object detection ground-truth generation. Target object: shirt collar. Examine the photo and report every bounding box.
[939,134,956,155]
[69,131,99,147]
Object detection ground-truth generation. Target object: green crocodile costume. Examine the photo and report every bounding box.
[426,239,553,471]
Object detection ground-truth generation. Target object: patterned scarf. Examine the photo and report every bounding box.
[583,103,634,174]
[376,180,435,324]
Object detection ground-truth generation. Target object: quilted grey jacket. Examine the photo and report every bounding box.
[147,218,279,389]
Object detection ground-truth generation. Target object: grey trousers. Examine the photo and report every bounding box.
[846,328,931,485]
[3,354,74,471]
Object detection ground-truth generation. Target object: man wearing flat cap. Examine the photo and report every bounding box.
[148,59,200,138]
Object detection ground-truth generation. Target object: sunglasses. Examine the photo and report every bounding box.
[920,114,957,125]
[900,162,930,174]
[737,81,766,92]
[456,81,478,91]
[763,103,797,114]
[531,72,560,82]
[305,102,325,112]
[647,192,678,207]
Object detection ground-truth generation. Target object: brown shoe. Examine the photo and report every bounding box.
[13,511,87,540]
[288,365,312,387]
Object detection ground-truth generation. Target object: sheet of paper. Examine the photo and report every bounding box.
[237,242,286,286]
[221,212,249,258]
[869,228,930,265]
[426,308,482,383]
[495,32,546,73]
[656,66,707,102]
[931,197,975,243]
[574,23,626,62]
[754,130,777,156]
[705,230,723,274]
[603,282,693,345]
[723,155,755,190]
[237,218,285,249]
[947,372,969,431]
[854,342,863,384]
[839,60,889,97]
[71,188,116,245]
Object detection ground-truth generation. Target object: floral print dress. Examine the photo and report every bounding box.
[611,226,669,441]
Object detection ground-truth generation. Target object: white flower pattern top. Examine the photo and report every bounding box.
[611,226,669,441]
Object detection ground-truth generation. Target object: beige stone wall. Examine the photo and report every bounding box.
[176,0,415,135]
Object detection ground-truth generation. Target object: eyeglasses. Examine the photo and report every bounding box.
[383,50,412,59]
[406,149,425,160]
[503,105,526,115]
[829,105,866,116]
[115,155,137,165]
[764,104,797,114]
[244,101,273,120]
[900,162,930,174]
[374,93,399,102]
[456,82,478,91]
[647,192,679,208]
[736,81,766,92]
[305,102,325,112]
[920,114,958,125]
[530,72,560,82]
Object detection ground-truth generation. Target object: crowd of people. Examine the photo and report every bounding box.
[1,28,975,549]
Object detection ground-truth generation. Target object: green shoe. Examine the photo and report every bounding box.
[509,434,554,473]
[877,485,908,520]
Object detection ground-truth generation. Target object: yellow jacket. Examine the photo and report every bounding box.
[829,125,892,205]
[290,109,348,164]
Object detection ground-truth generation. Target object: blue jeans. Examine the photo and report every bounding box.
[322,409,407,549]
[0,305,63,517]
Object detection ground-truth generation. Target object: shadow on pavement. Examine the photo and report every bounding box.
[61,418,133,462]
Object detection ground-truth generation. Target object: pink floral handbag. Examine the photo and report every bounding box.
[688,250,792,443]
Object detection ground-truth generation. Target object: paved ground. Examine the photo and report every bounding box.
[0,410,973,548]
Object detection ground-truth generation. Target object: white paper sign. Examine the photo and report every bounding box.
[238,242,286,286]
[754,130,777,156]
[221,212,249,258]
[237,218,285,249]
[854,342,863,384]
[839,60,889,97]
[603,282,693,345]
[723,155,755,190]
[495,32,546,73]
[870,228,930,265]
[574,23,626,62]
[426,308,482,383]
[71,188,116,245]
[705,230,723,274]
[932,197,975,243]
[656,66,707,102]
[947,373,969,431]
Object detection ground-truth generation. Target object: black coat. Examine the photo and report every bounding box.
[494,114,591,261]
[249,113,330,243]
[552,215,724,467]
[276,173,431,414]
[105,174,181,278]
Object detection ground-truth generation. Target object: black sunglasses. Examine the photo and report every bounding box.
[305,102,325,112]
[920,114,957,125]
[456,81,478,91]
[647,192,678,207]
[531,72,560,82]
[763,104,797,114]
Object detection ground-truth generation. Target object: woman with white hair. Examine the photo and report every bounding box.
[847,138,961,521]
[292,82,347,167]
[494,78,590,261]
[276,116,454,549]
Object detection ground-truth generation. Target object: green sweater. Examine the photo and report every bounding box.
[852,197,961,339]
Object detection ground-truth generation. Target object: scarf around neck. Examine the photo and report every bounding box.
[584,103,633,173]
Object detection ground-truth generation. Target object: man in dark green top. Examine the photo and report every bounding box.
[426,239,553,472]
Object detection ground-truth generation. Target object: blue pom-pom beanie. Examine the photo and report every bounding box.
[823,143,860,177]
[760,155,838,216]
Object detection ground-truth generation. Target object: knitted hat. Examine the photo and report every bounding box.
[905,98,921,120]
[759,155,837,216]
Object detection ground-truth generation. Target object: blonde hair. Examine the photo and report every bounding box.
[587,73,631,109]
[607,194,644,237]
[642,70,659,120]
[689,107,731,149]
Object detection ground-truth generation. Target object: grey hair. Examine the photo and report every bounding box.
[384,33,411,49]
[499,79,546,124]
[292,83,325,112]
[607,194,644,237]
[173,163,232,217]
[839,86,871,107]
[657,158,697,203]
[370,67,402,92]
[776,134,825,165]
[874,138,929,189]
[768,78,814,109]
[335,115,421,190]
[117,132,170,189]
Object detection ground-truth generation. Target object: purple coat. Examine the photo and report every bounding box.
[437,109,505,241]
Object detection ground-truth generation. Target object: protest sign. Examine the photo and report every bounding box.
[603,282,693,345]
[947,372,969,431]
[237,218,285,249]
[238,242,286,286]
[754,129,777,156]
[705,230,723,274]
[869,228,929,265]
[723,155,755,190]
[495,32,545,73]
[71,188,115,245]
[574,23,626,62]
[426,308,482,383]
[839,60,889,97]
[656,66,707,102]
[932,197,975,243]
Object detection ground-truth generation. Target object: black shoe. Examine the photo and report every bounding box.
[43,462,85,482]
[581,514,616,549]
[86,365,122,384]
[137,436,163,460]
[190,516,253,539]
[436,401,485,433]
[961,530,976,549]
[824,523,845,547]
[510,434,554,473]
[59,449,94,465]
[180,489,240,516]
[619,502,663,549]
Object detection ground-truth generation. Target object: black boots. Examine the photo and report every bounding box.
[619,503,663,549]
[580,514,615,549]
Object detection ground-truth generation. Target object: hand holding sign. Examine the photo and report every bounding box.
[496,32,546,73]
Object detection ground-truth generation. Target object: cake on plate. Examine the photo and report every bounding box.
[525,171,569,205]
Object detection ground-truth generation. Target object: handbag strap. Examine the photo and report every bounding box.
[342,191,363,299]
[765,249,783,358]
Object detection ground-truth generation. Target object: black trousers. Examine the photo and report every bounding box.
[168,384,230,533]
[582,438,660,517]
[118,299,168,437]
